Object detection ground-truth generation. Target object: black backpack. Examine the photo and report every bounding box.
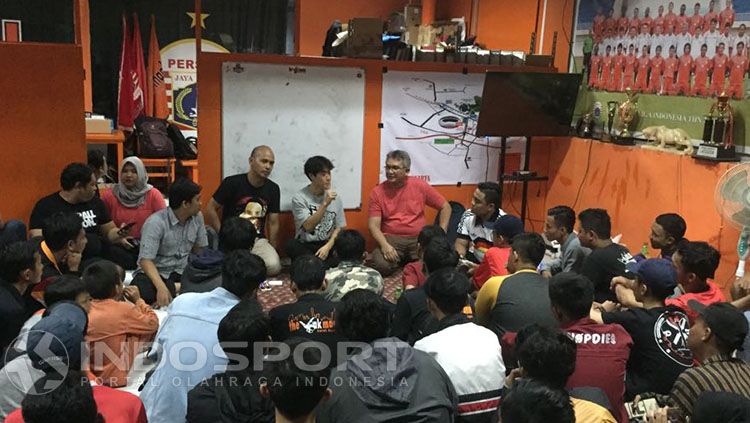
[134,116,174,158]
[167,123,197,159]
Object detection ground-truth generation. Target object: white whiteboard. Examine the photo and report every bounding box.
[221,62,365,210]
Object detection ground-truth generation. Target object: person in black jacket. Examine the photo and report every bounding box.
[186,300,274,423]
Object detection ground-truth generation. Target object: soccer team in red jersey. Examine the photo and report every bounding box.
[588,0,749,98]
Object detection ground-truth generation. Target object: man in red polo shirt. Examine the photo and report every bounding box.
[549,272,632,423]
[368,150,451,276]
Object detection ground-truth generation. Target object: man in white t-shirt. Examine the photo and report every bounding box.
[286,155,346,268]
[455,182,505,263]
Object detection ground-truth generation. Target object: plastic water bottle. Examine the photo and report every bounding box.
[641,243,649,258]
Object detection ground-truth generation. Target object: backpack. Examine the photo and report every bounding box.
[134,116,174,158]
[167,123,198,159]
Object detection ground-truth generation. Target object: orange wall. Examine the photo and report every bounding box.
[298,0,409,56]
[474,0,574,71]
[539,137,740,296]
[0,42,86,224]
[196,52,549,250]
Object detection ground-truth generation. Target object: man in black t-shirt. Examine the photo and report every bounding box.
[0,241,43,355]
[29,163,133,267]
[592,258,693,400]
[206,146,281,275]
[268,255,340,367]
[578,208,635,302]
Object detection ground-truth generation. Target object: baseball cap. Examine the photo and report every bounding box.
[27,302,88,372]
[688,300,749,351]
[493,215,524,240]
[625,258,677,296]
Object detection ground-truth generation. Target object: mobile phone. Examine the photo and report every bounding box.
[119,222,136,233]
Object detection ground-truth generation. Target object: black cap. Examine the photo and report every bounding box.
[688,300,749,351]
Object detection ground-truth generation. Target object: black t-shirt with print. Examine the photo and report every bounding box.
[212,173,280,237]
[268,293,341,367]
[602,306,692,399]
[581,243,635,302]
[29,192,110,234]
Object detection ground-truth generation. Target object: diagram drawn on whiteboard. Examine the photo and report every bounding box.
[381,71,524,185]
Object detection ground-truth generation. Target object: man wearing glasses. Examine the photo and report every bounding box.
[368,150,451,276]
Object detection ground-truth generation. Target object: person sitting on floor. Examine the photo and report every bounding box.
[402,225,446,290]
[2,302,147,423]
[669,301,750,419]
[550,272,632,423]
[286,155,346,268]
[187,300,274,423]
[36,212,88,291]
[636,213,687,261]
[454,182,504,263]
[667,241,725,322]
[8,370,104,423]
[541,205,590,277]
[0,212,26,248]
[392,236,461,345]
[578,208,635,303]
[181,216,257,294]
[316,289,458,422]
[323,229,383,302]
[415,268,505,422]
[470,214,525,291]
[269,255,341,367]
[10,274,91,356]
[368,150,451,276]
[260,337,332,423]
[500,379,575,423]
[205,145,282,276]
[475,232,557,336]
[507,325,616,422]
[0,241,43,355]
[132,178,208,307]
[29,163,134,268]
[140,250,266,423]
[84,260,158,388]
[100,157,167,270]
[593,259,693,400]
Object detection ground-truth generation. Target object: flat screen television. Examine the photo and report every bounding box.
[475,72,582,137]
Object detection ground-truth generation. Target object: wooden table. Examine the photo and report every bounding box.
[85,130,126,167]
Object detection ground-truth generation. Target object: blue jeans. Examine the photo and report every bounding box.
[0,220,26,247]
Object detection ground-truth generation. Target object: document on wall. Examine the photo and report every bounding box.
[380,71,524,185]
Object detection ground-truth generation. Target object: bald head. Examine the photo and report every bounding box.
[250,145,273,159]
[248,145,275,181]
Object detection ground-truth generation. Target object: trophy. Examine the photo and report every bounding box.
[695,92,738,161]
[576,113,594,138]
[606,100,619,141]
[614,88,637,146]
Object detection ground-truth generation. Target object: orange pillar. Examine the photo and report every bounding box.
[74,0,92,112]
[422,0,436,25]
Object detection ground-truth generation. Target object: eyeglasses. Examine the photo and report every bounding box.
[384,165,405,171]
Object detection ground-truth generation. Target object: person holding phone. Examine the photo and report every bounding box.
[101,157,166,269]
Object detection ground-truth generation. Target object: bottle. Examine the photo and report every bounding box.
[393,286,403,301]
[641,242,649,258]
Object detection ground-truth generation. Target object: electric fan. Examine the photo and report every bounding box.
[715,164,750,279]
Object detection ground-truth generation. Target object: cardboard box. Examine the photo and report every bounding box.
[85,117,113,134]
[346,18,383,59]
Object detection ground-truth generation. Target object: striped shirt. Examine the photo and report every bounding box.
[670,354,750,417]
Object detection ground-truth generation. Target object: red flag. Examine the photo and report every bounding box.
[117,14,133,128]
[131,14,147,120]
[147,15,169,118]
[117,14,146,128]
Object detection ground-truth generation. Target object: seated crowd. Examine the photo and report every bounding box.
[2,147,750,423]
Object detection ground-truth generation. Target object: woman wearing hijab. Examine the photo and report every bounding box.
[101,157,166,269]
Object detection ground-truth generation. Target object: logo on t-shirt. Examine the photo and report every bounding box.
[288,309,335,335]
[654,310,692,366]
[237,197,268,233]
[617,251,636,266]
[79,210,97,229]
[306,205,336,237]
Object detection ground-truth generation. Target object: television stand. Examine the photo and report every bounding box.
[498,136,548,224]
